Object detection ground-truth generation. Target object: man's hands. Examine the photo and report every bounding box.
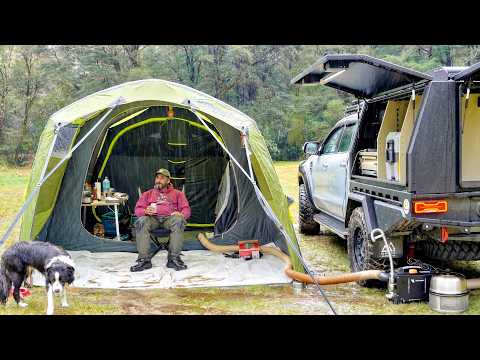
[171,211,184,218]
[145,205,156,216]
[145,207,184,218]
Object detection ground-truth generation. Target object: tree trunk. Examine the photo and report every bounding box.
[182,46,201,84]
[14,50,39,165]
[0,46,13,142]
[123,45,141,68]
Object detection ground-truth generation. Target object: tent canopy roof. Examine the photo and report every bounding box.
[51,79,257,131]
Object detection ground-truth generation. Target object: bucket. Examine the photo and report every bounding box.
[101,211,117,236]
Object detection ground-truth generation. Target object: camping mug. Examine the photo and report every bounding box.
[148,203,157,214]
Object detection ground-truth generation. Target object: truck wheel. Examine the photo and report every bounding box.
[347,207,391,287]
[299,183,320,235]
[422,239,480,261]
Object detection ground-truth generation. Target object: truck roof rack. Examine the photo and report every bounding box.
[344,99,365,116]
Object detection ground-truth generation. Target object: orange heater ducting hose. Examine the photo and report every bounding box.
[197,233,382,285]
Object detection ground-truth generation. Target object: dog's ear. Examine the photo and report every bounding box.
[46,267,54,281]
[65,266,75,284]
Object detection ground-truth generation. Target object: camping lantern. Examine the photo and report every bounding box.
[167,106,175,118]
[238,240,260,260]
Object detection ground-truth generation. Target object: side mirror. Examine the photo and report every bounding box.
[303,141,321,156]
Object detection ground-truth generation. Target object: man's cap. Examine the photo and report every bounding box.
[155,168,171,178]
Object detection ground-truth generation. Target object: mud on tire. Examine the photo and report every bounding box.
[347,207,393,287]
[421,238,480,261]
[299,183,320,235]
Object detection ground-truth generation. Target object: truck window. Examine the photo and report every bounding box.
[321,126,344,154]
[337,123,358,153]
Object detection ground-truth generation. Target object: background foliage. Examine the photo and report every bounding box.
[1,45,479,164]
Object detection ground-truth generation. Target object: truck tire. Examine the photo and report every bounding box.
[347,207,391,287]
[422,239,480,261]
[299,183,320,235]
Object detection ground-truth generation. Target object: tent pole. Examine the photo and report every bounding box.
[192,110,337,315]
[193,113,255,184]
[241,126,255,184]
[0,97,124,247]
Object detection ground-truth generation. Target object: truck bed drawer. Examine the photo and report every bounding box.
[359,150,378,177]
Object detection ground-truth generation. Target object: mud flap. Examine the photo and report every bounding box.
[372,200,406,259]
[350,193,406,259]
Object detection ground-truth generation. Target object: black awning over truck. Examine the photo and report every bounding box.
[291,54,432,98]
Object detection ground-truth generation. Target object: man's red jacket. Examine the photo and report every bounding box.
[135,184,191,220]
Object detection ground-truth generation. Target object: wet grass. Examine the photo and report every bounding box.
[1,162,480,315]
[0,165,30,249]
[274,161,300,220]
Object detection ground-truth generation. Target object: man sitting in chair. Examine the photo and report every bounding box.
[130,168,191,272]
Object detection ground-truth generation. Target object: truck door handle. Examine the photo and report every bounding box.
[340,161,347,168]
[322,163,329,169]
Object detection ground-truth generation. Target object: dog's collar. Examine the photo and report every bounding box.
[45,255,75,270]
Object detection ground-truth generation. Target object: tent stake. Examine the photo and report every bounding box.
[0,97,124,246]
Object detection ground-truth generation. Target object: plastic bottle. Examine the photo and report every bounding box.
[102,177,110,197]
[95,180,102,200]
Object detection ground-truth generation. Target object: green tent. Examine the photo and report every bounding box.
[18,79,303,272]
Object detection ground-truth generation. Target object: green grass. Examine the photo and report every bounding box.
[1,161,480,315]
[274,161,301,223]
[0,165,30,249]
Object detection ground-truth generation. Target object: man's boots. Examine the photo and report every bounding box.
[166,254,187,271]
[130,257,152,272]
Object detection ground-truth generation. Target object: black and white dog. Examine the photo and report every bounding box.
[0,241,75,315]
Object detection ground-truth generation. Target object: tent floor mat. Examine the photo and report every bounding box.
[31,246,291,289]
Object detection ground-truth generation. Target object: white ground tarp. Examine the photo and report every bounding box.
[32,245,291,289]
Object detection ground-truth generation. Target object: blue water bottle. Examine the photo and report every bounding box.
[102,177,110,196]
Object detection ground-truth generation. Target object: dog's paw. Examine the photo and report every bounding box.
[46,309,54,315]
[61,302,69,308]
[18,302,28,308]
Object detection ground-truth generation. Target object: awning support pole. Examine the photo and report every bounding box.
[192,110,337,315]
[0,97,124,246]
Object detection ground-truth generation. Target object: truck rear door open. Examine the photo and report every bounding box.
[454,63,480,188]
[290,54,432,99]
[292,54,433,187]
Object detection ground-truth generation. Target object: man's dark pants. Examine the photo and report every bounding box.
[135,214,186,258]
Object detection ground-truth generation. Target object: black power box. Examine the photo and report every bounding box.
[390,266,433,304]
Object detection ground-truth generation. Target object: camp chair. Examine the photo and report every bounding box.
[149,228,170,259]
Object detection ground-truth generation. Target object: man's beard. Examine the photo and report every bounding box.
[154,183,167,190]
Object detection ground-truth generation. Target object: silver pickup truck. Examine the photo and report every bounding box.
[294,54,480,286]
